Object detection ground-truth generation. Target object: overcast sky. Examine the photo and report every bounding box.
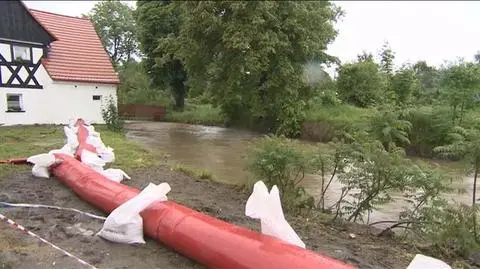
[23,1,480,69]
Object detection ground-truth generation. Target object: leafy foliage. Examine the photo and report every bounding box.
[88,0,138,66]
[368,109,412,151]
[101,95,125,133]
[248,136,315,212]
[434,126,480,251]
[117,60,171,105]
[336,138,419,222]
[135,0,188,110]
[391,65,420,106]
[379,41,395,77]
[157,1,342,136]
[336,56,387,107]
[420,203,480,257]
[434,126,480,162]
[440,61,480,125]
[402,106,454,157]
[413,61,441,102]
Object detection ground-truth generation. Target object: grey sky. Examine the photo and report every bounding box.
[23,1,480,68]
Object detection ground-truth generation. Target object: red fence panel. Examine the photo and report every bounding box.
[118,104,166,121]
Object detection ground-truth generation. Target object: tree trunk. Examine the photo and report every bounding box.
[473,161,478,206]
[320,162,325,211]
[473,158,479,242]
[172,80,185,111]
[174,91,185,111]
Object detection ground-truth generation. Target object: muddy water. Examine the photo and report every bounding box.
[126,121,474,225]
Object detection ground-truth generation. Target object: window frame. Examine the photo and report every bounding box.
[92,95,102,101]
[6,93,24,113]
[11,44,32,63]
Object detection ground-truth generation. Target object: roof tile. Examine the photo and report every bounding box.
[29,9,119,85]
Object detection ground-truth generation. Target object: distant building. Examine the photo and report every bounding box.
[0,0,119,125]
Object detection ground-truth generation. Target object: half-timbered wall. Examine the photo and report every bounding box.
[0,40,45,89]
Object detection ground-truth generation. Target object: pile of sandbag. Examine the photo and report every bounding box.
[27,119,172,245]
[27,121,129,183]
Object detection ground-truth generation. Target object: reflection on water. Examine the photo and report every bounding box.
[126,121,474,225]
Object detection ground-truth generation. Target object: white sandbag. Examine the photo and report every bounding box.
[31,164,50,178]
[27,153,56,179]
[86,125,101,137]
[27,153,56,166]
[98,146,115,163]
[245,180,305,248]
[80,150,106,172]
[406,254,451,269]
[86,135,106,150]
[68,118,76,129]
[64,126,79,149]
[48,144,75,157]
[97,182,171,244]
[89,165,105,173]
[101,168,131,183]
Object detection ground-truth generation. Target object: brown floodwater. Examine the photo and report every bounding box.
[126,121,475,226]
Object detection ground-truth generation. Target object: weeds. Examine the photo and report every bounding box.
[101,95,125,133]
[170,163,213,180]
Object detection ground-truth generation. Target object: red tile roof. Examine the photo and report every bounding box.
[29,9,120,85]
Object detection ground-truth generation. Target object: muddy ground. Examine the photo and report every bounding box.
[0,165,430,269]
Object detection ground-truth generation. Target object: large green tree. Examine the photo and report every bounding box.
[440,61,480,124]
[413,60,440,101]
[336,55,387,107]
[88,0,138,66]
[157,1,342,136]
[391,65,419,106]
[379,41,395,77]
[135,0,188,110]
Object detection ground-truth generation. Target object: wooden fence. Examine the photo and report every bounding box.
[118,104,166,121]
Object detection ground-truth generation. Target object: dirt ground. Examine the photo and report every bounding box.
[0,165,429,269]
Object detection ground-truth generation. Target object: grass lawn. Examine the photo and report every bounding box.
[0,125,158,176]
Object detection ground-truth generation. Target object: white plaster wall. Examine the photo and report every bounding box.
[0,62,118,125]
[0,43,11,61]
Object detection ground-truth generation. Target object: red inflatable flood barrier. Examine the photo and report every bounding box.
[51,119,357,269]
[50,155,357,269]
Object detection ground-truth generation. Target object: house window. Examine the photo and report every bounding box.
[93,95,102,101]
[6,94,24,112]
[12,45,31,62]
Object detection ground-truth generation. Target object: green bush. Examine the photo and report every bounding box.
[402,106,454,157]
[247,136,315,212]
[420,203,480,257]
[101,95,125,133]
[369,109,412,151]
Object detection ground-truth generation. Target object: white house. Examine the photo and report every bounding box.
[0,1,119,125]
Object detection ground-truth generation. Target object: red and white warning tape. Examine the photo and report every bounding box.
[0,212,97,269]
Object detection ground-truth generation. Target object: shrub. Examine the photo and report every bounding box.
[420,202,480,257]
[402,106,454,157]
[101,95,125,133]
[368,109,412,151]
[247,136,315,212]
